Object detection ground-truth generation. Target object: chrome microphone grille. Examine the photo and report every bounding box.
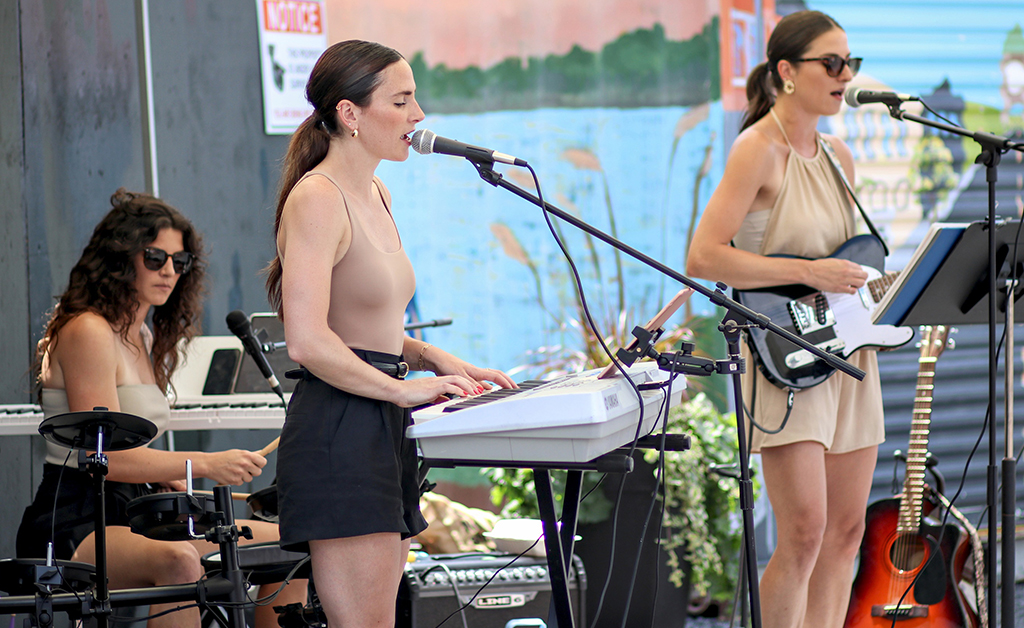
[409,129,435,155]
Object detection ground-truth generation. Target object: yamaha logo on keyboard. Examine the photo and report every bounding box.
[603,393,619,409]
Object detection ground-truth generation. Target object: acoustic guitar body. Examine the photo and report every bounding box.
[844,497,977,628]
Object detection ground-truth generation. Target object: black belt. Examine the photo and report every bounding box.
[285,349,408,381]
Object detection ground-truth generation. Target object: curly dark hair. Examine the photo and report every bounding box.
[36,188,206,397]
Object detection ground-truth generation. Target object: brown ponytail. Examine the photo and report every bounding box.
[741,62,774,131]
[264,115,332,314]
[264,41,404,316]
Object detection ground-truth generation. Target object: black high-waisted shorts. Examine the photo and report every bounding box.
[276,350,427,553]
[17,463,153,560]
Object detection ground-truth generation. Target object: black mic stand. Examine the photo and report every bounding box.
[466,158,868,628]
[880,101,1024,628]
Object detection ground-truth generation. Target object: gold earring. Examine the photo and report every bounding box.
[351,128,358,138]
[783,79,795,95]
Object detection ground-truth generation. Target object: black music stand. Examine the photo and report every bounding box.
[871,99,1023,628]
[874,221,1024,327]
[873,219,1024,626]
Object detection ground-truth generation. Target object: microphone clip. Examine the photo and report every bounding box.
[885,101,907,121]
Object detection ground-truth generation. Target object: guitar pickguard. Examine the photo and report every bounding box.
[734,234,914,390]
[788,293,836,334]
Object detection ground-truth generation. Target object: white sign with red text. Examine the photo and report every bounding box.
[256,0,327,135]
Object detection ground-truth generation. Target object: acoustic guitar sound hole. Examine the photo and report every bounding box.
[889,534,926,572]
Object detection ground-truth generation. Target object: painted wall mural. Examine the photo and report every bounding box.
[319,0,1023,378]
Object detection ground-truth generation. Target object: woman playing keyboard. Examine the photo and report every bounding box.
[263,40,516,628]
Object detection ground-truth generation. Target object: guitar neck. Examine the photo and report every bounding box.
[897,354,938,533]
[867,271,899,304]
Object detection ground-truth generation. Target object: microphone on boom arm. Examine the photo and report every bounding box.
[843,87,919,108]
[410,129,528,167]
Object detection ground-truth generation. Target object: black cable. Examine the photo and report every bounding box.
[46,449,88,604]
[919,99,960,131]
[521,163,655,628]
[742,368,796,435]
[111,574,218,623]
[207,554,312,608]
[617,353,680,628]
[427,541,543,628]
[587,464,630,628]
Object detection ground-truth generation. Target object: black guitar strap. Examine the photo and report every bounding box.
[818,137,890,257]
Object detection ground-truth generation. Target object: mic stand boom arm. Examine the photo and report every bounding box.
[469,159,866,628]
[882,103,1023,628]
[468,161,866,380]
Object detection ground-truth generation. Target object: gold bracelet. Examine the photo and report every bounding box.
[418,343,433,371]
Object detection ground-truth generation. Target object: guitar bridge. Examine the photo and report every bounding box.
[787,293,835,335]
[871,604,928,619]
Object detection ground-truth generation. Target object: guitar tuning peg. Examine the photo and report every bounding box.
[947,339,956,350]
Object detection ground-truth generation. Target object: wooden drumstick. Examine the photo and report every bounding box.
[209,437,280,489]
[257,436,280,457]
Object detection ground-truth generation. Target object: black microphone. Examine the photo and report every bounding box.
[844,87,919,108]
[410,129,527,166]
[226,310,284,402]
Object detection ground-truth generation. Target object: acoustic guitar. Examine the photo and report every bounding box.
[733,234,914,390]
[843,325,978,628]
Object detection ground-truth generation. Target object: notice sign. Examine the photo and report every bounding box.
[256,0,327,135]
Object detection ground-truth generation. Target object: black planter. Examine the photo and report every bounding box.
[574,452,691,628]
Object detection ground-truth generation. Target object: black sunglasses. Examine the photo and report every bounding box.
[142,247,194,274]
[795,54,862,78]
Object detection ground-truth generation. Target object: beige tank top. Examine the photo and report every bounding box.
[294,171,416,356]
[41,384,171,466]
[735,109,855,257]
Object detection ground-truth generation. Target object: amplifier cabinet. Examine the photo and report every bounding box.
[396,553,586,628]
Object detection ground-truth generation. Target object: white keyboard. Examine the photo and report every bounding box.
[0,334,288,436]
[408,361,685,463]
[0,399,286,436]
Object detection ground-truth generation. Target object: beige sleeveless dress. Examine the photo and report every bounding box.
[733,110,884,454]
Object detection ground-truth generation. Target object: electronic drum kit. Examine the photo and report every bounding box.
[0,408,313,628]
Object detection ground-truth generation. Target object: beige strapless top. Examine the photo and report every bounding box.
[41,385,170,467]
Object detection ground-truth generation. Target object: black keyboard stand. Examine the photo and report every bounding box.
[421,432,690,628]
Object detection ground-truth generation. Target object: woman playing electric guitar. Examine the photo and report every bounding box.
[687,10,884,628]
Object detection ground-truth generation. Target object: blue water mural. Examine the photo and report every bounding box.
[377,104,724,377]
